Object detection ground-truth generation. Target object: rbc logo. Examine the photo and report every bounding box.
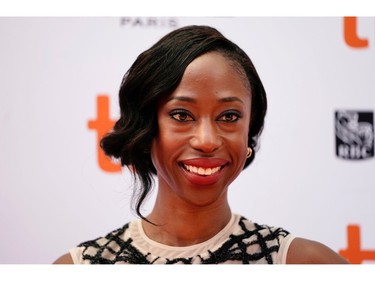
[335,110,374,160]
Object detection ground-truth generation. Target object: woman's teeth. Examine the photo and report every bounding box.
[183,165,221,176]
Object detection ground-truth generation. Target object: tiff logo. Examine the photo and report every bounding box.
[88,95,121,172]
[335,110,374,160]
[343,17,373,49]
[340,225,375,264]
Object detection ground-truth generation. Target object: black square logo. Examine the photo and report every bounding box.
[335,110,374,160]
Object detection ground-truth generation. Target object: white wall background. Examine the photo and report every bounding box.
[0,17,374,264]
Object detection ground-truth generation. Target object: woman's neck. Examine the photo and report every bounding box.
[142,198,232,247]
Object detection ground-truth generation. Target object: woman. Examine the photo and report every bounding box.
[54,25,348,264]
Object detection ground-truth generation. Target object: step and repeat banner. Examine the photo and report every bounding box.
[0,17,374,264]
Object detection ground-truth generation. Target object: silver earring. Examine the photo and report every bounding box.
[246,147,253,158]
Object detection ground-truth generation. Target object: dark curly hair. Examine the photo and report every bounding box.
[101,25,267,221]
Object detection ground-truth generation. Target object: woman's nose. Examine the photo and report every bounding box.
[189,119,222,153]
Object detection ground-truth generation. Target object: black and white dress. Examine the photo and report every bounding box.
[69,214,294,264]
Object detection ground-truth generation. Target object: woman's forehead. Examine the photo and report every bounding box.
[181,52,251,92]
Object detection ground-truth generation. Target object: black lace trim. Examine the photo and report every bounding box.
[78,216,289,264]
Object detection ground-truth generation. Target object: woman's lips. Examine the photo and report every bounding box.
[179,158,228,185]
[181,158,228,168]
[183,165,221,176]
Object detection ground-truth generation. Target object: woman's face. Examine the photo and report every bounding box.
[151,52,251,207]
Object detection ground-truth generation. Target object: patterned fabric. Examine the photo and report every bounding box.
[72,215,292,264]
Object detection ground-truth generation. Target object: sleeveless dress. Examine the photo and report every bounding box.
[69,214,294,264]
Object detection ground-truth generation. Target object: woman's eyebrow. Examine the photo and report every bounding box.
[218,97,244,104]
[167,96,244,104]
[168,96,197,103]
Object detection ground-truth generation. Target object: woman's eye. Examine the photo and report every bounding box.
[218,112,241,122]
[170,111,193,122]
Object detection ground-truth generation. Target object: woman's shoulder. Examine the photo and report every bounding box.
[237,216,349,264]
[286,237,349,264]
[53,221,134,264]
[53,253,74,264]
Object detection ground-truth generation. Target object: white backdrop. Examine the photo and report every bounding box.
[0,17,374,264]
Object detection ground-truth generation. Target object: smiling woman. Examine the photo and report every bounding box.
[151,52,251,208]
[54,25,349,264]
